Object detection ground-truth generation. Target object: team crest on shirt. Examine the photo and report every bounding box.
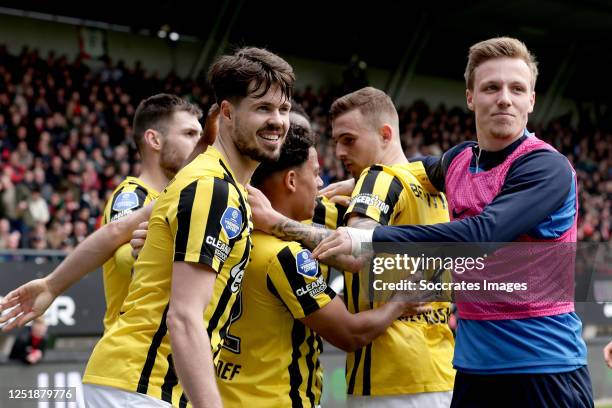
[112,191,139,212]
[295,249,318,278]
[220,207,242,239]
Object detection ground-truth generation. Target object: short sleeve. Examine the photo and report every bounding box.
[346,166,404,225]
[173,177,247,272]
[107,185,148,223]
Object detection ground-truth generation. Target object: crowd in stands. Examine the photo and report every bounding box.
[0,46,609,253]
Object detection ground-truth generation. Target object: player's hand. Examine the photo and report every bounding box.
[399,302,432,317]
[328,195,351,207]
[604,340,612,369]
[246,184,283,234]
[130,221,149,259]
[26,349,43,364]
[0,279,56,332]
[312,227,353,260]
[319,178,355,202]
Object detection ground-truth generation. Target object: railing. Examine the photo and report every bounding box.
[0,249,68,263]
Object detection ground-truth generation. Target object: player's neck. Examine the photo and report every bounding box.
[268,195,295,221]
[477,128,524,152]
[213,133,259,185]
[379,145,409,167]
[138,160,170,193]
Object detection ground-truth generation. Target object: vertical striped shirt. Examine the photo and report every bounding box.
[84,146,252,407]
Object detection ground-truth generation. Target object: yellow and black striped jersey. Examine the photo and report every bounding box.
[344,161,456,396]
[216,232,335,407]
[303,196,346,231]
[83,146,252,407]
[101,176,159,332]
[216,197,341,407]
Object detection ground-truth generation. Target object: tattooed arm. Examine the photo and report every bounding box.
[248,185,367,272]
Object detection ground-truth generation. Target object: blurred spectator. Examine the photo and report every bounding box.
[24,185,50,227]
[9,317,48,365]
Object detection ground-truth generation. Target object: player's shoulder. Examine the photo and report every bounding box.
[106,176,151,221]
[511,140,573,179]
[254,233,315,273]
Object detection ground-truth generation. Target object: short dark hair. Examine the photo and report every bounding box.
[329,87,397,125]
[251,104,313,187]
[208,47,295,105]
[133,93,202,152]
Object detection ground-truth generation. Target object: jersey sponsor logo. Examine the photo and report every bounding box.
[398,306,450,325]
[220,207,242,239]
[206,235,231,262]
[110,208,133,222]
[229,257,247,293]
[350,193,389,214]
[296,249,318,278]
[296,275,327,298]
[112,191,139,212]
[215,360,242,380]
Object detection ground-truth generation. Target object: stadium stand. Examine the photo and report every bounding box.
[0,46,608,252]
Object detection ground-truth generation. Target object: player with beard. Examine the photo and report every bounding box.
[39,47,293,408]
[0,99,219,337]
[101,94,203,332]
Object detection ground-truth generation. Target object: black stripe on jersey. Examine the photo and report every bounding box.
[347,348,363,395]
[379,176,404,226]
[174,180,198,262]
[277,247,319,314]
[179,392,188,408]
[304,331,317,407]
[137,303,170,394]
[160,354,178,403]
[351,168,380,216]
[335,203,347,228]
[362,344,373,395]
[223,173,249,235]
[312,198,326,226]
[288,320,306,408]
[346,273,362,394]
[218,160,249,225]
[208,238,251,349]
[132,184,149,207]
[266,275,298,318]
[199,177,229,267]
[314,336,323,391]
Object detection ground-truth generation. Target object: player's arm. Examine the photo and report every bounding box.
[314,166,402,264]
[166,262,222,408]
[319,178,355,207]
[268,245,428,352]
[248,184,364,272]
[0,203,154,331]
[314,150,573,259]
[301,297,429,352]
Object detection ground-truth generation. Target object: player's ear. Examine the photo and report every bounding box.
[220,100,233,122]
[284,170,297,193]
[379,124,393,143]
[143,129,162,152]
[466,88,474,111]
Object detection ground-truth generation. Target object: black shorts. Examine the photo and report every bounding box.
[451,366,593,408]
